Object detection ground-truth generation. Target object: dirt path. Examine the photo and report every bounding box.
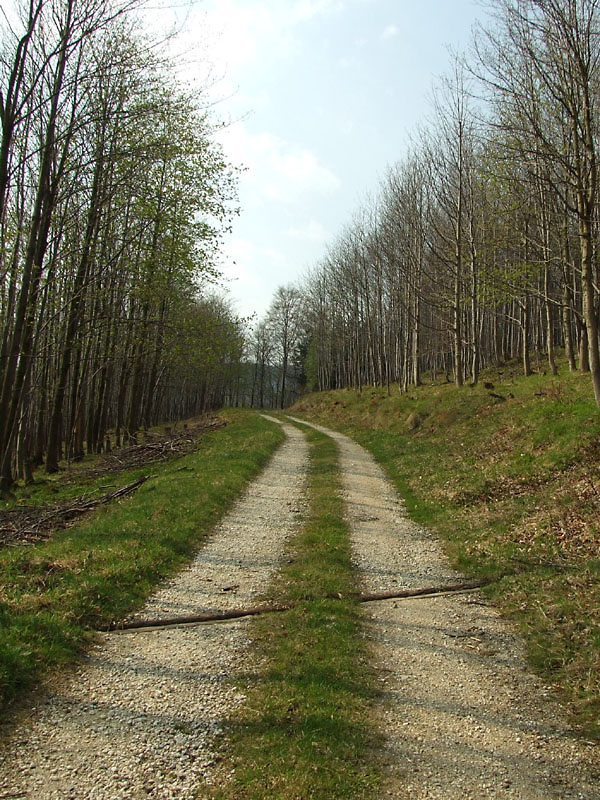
[289,417,599,800]
[0,420,308,800]
[2,416,599,799]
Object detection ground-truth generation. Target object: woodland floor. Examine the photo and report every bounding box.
[0,416,598,798]
[0,417,225,547]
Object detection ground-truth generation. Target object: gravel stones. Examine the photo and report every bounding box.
[0,421,308,800]
[293,418,599,800]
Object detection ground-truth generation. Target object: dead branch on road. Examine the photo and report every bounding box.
[359,578,491,603]
[106,579,492,632]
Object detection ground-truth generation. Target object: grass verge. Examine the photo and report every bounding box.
[214,425,380,800]
[0,410,284,715]
[292,361,600,739]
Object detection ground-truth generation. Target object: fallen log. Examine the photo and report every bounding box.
[106,578,491,633]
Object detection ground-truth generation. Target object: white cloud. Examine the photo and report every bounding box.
[268,148,340,198]
[219,237,287,317]
[286,220,331,242]
[218,123,341,203]
[292,0,345,22]
[198,0,346,81]
[382,24,399,40]
[203,1,280,75]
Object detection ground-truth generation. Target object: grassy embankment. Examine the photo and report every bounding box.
[215,425,380,800]
[0,410,284,714]
[292,361,600,739]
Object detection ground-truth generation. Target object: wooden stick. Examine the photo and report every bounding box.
[359,578,491,603]
[106,579,490,633]
[106,603,291,631]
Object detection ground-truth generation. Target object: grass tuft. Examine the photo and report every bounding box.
[215,426,380,800]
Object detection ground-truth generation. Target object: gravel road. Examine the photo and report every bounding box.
[289,417,599,800]
[0,419,308,800]
[1,415,598,799]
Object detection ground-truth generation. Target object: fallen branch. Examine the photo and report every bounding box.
[106,602,291,631]
[107,579,491,632]
[100,476,149,503]
[358,578,491,603]
[1,476,149,547]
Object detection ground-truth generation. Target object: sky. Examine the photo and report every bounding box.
[166,0,489,321]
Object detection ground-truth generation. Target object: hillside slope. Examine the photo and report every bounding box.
[292,361,600,738]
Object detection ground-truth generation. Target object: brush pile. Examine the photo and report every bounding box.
[86,417,225,477]
[0,416,226,547]
[0,478,148,546]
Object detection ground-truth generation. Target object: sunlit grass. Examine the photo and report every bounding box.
[292,359,600,738]
[0,410,284,712]
[215,426,381,800]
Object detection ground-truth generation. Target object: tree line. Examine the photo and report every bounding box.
[0,0,244,492]
[253,0,600,409]
[5,0,599,483]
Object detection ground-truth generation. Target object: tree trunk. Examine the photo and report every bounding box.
[580,215,600,403]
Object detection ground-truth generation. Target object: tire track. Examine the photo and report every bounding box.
[288,417,599,800]
[0,420,309,800]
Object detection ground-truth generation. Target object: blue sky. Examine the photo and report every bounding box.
[174,0,489,320]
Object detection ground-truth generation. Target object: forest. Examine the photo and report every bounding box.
[253,0,600,410]
[3,0,600,490]
[0,0,247,492]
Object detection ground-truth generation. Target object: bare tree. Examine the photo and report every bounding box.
[267,285,302,408]
[475,0,600,403]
